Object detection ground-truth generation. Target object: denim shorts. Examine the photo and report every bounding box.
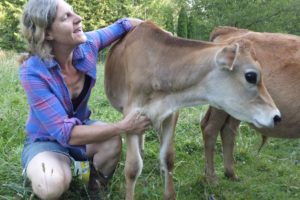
[21,120,104,171]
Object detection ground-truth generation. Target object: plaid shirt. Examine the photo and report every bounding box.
[19,18,133,148]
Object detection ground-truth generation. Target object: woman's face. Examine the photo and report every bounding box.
[46,0,87,49]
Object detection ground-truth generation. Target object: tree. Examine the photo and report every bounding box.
[0,0,26,51]
[187,13,197,39]
[0,0,182,51]
[189,0,300,40]
[164,9,174,34]
[177,6,188,38]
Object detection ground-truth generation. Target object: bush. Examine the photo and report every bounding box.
[0,0,26,51]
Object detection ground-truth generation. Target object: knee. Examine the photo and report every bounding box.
[165,150,175,171]
[160,150,174,172]
[92,136,122,176]
[31,172,71,199]
[125,156,143,180]
[125,161,142,181]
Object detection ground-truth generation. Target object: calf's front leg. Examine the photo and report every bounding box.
[201,107,228,184]
[220,116,240,181]
[125,134,143,200]
[159,112,179,200]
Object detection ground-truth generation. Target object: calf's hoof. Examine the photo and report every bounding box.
[205,174,218,185]
[164,194,176,200]
[224,172,240,181]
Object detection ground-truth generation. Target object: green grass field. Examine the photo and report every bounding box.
[1,51,300,200]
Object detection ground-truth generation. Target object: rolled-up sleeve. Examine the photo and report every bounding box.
[86,18,134,51]
[20,68,82,147]
[62,118,82,145]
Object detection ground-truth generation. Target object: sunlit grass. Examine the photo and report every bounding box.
[1,51,300,199]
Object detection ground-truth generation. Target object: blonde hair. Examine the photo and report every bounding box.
[20,0,58,60]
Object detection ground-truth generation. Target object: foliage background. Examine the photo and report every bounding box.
[2,0,300,51]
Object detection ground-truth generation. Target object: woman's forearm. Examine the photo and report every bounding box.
[69,123,124,145]
[69,111,151,145]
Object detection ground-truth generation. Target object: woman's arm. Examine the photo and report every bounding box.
[20,67,81,146]
[86,18,143,51]
[69,111,151,145]
[20,67,151,146]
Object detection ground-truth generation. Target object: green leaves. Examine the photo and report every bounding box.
[177,6,188,38]
[0,0,26,51]
[188,0,300,40]
[2,0,300,51]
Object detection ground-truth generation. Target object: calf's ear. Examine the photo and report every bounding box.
[215,43,239,71]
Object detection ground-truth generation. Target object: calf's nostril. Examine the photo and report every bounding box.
[273,115,281,125]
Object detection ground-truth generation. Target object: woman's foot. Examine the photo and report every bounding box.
[88,164,110,196]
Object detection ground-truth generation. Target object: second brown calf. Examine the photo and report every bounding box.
[201,26,300,184]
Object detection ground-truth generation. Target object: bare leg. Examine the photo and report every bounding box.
[86,135,122,180]
[86,128,122,194]
[220,116,240,181]
[159,112,178,200]
[201,107,228,184]
[85,120,122,192]
[26,152,72,199]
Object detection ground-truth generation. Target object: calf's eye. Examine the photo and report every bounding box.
[245,72,257,84]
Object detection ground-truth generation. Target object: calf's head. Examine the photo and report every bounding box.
[206,39,281,128]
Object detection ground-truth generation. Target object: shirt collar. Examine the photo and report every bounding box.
[44,58,58,69]
[73,45,86,61]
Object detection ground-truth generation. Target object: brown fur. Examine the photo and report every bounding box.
[202,26,300,184]
[105,21,279,199]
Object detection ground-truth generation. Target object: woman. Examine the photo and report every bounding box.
[19,0,151,199]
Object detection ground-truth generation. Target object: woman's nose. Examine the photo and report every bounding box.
[74,13,82,24]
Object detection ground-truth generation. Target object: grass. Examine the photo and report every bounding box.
[1,51,300,199]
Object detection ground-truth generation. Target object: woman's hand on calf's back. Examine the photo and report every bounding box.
[127,18,144,27]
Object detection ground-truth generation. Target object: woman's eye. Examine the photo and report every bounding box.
[62,13,70,20]
[245,72,257,84]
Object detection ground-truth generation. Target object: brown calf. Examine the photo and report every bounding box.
[104,21,280,200]
[201,26,300,184]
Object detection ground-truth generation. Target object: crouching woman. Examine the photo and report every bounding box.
[19,0,151,199]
